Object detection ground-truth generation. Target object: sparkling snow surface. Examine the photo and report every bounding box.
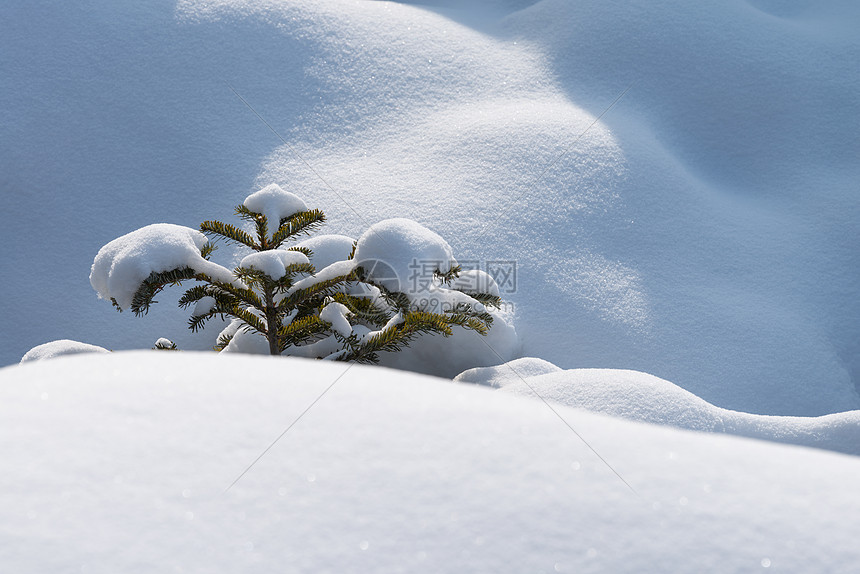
[3,352,860,573]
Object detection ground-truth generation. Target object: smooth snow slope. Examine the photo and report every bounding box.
[3,352,860,573]
[457,358,860,456]
[1,1,858,415]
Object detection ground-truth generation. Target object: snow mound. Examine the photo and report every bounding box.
[19,340,109,364]
[243,183,308,236]
[353,218,456,293]
[459,360,860,456]
[89,224,239,311]
[239,249,310,280]
[456,356,562,383]
[3,352,860,572]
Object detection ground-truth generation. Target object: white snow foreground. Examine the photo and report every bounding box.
[457,358,860,456]
[3,352,860,573]
[89,224,239,311]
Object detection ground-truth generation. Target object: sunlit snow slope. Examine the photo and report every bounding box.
[1,0,858,414]
[3,353,860,573]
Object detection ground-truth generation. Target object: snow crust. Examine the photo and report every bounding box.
[239,249,309,280]
[242,183,307,236]
[89,224,240,311]
[458,358,860,456]
[19,340,109,364]
[3,352,860,572]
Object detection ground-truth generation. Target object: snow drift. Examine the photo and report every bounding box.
[3,352,860,572]
[458,358,860,456]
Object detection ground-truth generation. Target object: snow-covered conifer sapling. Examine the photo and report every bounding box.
[89,184,504,363]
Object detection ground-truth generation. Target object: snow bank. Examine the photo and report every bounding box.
[457,359,860,456]
[243,183,307,236]
[3,352,860,572]
[19,340,109,364]
[90,224,240,311]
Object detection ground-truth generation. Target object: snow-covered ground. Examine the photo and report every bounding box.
[2,1,859,569]
[3,352,860,573]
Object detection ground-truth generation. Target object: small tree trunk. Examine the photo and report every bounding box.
[263,283,279,356]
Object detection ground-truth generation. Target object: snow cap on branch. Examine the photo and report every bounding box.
[353,218,456,292]
[90,224,237,310]
[243,183,307,234]
[239,249,310,280]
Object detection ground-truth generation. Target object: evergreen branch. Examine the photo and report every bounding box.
[360,280,411,313]
[272,262,317,292]
[403,311,455,337]
[255,215,269,246]
[445,312,490,336]
[206,280,265,311]
[177,285,212,309]
[436,264,462,285]
[447,302,495,326]
[270,209,326,249]
[329,292,390,327]
[278,315,329,351]
[288,246,313,258]
[130,267,200,316]
[232,308,268,335]
[214,331,235,351]
[233,267,269,290]
[200,242,216,260]
[200,220,258,250]
[339,310,454,363]
[234,204,259,223]
[277,271,359,312]
[466,292,503,309]
[188,312,214,333]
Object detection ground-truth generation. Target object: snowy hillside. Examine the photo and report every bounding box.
[3,352,860,573]
[2,1,858,415]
